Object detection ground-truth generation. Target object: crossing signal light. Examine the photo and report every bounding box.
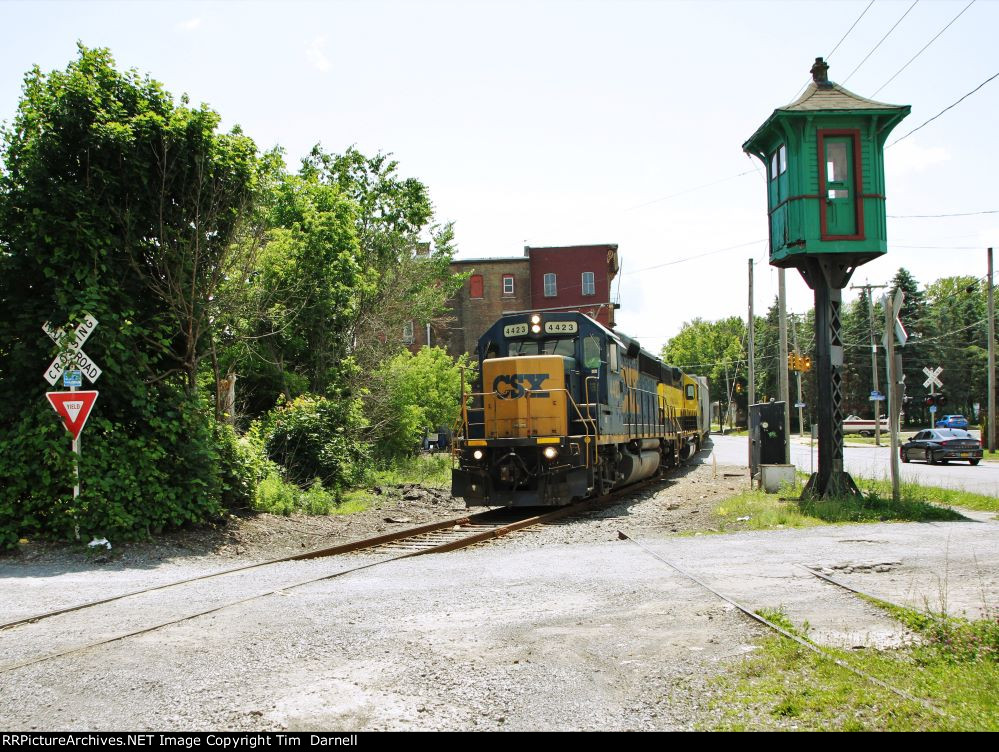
[937,393,947,406]
[924,395,935,407]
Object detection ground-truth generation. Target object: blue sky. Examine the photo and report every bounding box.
[2,0,996,354]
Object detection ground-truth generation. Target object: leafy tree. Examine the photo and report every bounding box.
[301,146,463,372]
[921,275,986,418]
[221,171,362,416]
[365,346,474,458]
[0,46,259,545]
[662,317,746,426]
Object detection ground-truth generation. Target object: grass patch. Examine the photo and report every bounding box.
[709,605,999,730]
[861,477,999,513]
[713,479,972,532]
[251,454,453,518]
[365,453,452,489]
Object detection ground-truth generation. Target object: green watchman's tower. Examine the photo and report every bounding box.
[743,58,910,498]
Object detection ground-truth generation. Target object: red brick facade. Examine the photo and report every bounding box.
[408,244,619,359]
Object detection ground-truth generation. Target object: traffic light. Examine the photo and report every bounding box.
[802,355,812,372]
[735,382,743,394]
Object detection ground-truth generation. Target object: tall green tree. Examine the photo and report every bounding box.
[301,146,463,372]
[0,46,259,545]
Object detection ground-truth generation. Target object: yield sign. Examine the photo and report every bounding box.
[46,391,99,441]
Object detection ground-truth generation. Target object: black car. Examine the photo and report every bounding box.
[900,429,982,466]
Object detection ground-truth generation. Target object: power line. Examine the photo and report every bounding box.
[790,0,877,101]
[871,0,976,97]
[842,0,919,85]
[828,0,878,59]
[889,209,999,218]
[625,169,756,211]
[625,239,765,274]
[888,69,999,147]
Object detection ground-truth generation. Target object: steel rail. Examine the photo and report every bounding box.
[0,511,503,631]
[0,485,660,675]
[618,532,948,717]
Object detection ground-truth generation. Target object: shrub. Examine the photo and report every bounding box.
[263,394,370,491]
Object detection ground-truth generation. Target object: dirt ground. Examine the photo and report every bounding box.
[2,454,996,731]
[3,458,751,569]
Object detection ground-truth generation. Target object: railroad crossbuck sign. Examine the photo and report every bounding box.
[922,366,943,390]
[42,314,102,386]
[881,290,908,349]
[45,391,99,441]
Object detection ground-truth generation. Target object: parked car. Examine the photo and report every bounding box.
[900,428,982,465]
[935,414,969,429]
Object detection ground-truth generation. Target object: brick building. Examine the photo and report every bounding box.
[408,243,619,360]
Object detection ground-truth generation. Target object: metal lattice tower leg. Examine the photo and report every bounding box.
[797,256,863,499]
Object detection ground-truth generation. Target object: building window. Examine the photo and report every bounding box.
[581,271,595,296]
[402,320,414,344]
[469,274,484,299]
[502,275,515,296]
[543,272,557,297]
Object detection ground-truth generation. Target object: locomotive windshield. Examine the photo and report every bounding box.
[508,338,575,358]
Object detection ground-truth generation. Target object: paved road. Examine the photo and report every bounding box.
[708,433,999,496]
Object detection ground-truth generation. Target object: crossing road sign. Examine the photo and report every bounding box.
[45,391,99,441]
[922,366,943,390]
[42,314,101,386]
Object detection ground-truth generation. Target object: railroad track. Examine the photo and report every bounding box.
[617,532,949,718]
[0,480,656,674]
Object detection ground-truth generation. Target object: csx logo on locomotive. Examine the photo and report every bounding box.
[492,373,551,399]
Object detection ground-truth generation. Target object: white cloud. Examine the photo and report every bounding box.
[306,36,331,73]
[176,17,202,32]
[885,137,950,178]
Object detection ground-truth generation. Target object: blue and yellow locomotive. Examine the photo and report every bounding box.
[452,311,709,506]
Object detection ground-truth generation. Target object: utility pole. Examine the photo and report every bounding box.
[851,281,889,446]
[748,259,755,474]
[988,247,995,453]
[792,315,805,438]
[778,268,790,462]
[884,292,902,503]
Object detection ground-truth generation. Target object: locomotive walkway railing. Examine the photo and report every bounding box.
[454,379,598,469]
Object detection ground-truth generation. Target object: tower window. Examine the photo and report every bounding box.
[581,271,595,296]
[502,275,514,296]
[543,273,557,297]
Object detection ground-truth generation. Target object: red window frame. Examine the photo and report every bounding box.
[816,129,865,241]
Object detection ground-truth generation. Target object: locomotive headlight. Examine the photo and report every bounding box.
[530,314,541,324]
[472,449,484,461]
[531,324,541,333]
[543,446,558,460]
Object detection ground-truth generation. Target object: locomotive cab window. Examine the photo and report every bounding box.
[583,335,602,370]
[608,343,619,373]
[685,384,696,400]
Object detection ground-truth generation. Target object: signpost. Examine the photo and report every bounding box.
[42,315,101,507]
[922,366,943,419]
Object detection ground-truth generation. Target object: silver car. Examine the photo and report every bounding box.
[900,428,983,466]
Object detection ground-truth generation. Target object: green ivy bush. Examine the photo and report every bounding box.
[262,395,370,493]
